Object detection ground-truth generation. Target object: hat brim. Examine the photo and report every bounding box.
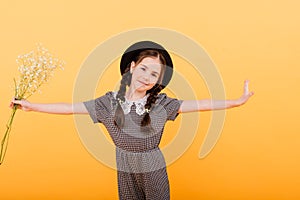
[120,41,173,88]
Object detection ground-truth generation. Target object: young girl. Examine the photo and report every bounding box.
[11,41,254,200]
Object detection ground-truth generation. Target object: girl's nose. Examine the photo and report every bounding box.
[142,73,151,82]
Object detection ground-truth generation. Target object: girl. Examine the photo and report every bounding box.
[11,41,254,200]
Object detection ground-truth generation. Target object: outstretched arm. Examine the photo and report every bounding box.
[10,99,88,115]
[179,80,254,113]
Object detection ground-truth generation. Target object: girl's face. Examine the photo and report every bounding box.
[130,57,162,93]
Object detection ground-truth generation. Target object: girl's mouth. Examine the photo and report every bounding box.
[138,80,149,86]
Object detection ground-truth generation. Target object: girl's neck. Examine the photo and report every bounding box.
[125,87,146,101]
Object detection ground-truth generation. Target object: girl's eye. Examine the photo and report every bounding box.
[151,73,158,78]
[140,67,146,71]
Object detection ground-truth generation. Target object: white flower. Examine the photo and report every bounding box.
[14,44,65,99]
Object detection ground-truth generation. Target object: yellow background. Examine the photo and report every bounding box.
[0,0,299,199]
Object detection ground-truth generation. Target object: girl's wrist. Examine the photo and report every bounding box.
[23,101,34,112]
[236,96,246,106]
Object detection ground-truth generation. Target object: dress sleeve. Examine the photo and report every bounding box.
[157,93,183,121]
[83,92,114,123]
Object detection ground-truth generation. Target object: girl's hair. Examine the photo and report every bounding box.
[114,49,167,128]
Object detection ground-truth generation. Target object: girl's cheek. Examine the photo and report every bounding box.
[150,77,159,84]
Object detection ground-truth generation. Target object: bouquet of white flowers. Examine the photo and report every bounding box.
[0,44,65,165]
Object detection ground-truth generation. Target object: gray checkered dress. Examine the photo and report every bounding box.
[84,91,182,200]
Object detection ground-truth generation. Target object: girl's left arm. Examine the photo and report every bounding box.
[178,80,254,113]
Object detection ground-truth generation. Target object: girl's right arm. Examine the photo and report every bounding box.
[10,99,88,115]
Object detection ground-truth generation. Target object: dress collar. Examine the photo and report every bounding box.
[113,92,149,115]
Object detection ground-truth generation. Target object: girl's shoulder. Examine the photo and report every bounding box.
[157,92,179,99]
[91,91,116,106]
[97,91,116,100]
[156,93,181,105]
[157,93,167,100]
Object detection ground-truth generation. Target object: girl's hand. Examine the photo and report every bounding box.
[237,80,254,105]
[10,98,33,112]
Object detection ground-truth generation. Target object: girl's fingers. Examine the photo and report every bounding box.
[9,98,24,109]
[244,80,254,99]
[244,80,249,94]
[12,100,22,105]
[11,97,20,104]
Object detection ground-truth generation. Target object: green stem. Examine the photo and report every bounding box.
[0,105,18,165]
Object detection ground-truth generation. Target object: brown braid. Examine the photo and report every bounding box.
[114,66,131,127]
[141,84,164,126]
